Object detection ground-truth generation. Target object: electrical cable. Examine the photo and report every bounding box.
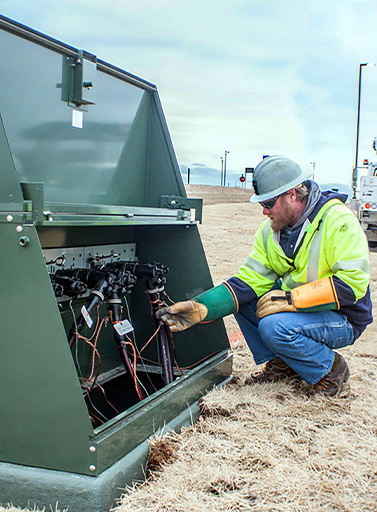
[55,260,194,427]
[77,325,103,390]
[123,294,155,395]
[108,299,145,401]
[145,286,173,385]
[162,290,176,305]
[68,300,120,425]
[168,329,184,376]
[91,382,120,415]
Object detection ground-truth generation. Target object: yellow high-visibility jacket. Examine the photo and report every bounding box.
[229,196,372,336]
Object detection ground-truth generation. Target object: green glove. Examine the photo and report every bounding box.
[156,283,238,332]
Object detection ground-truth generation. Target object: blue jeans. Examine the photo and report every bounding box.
[235,301,355,385]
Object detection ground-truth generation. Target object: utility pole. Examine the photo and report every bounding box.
[353,62,376,198]
[310,162,315,179]
[223,150,229,186]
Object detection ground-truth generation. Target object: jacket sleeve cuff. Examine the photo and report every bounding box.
[226,276,258,305]
[194,283,238,321]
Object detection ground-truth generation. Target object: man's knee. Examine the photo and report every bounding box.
[258,313,295,346]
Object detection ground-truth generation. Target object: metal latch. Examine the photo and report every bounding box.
[20,182,44,225]
[60,50,97,109]
[160,195,203,223]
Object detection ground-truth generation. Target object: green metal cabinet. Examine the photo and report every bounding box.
[0,15,232,512]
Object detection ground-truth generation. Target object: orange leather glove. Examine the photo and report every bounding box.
[256,290,296,318]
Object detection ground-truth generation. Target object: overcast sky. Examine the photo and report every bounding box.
[1,0,377,188]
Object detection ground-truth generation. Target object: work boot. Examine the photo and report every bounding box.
[245,357,300,384]
[310,352,349,397]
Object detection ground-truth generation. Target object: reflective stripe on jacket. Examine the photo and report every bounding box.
[232,198,372,333]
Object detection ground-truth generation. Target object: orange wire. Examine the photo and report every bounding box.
[94,382,120,415]
[162,291,176,305]
[89,317,107,383]
[77,336,102,389]
[125,337,144,400]
[139,323,162,353]
[77,312,108,389]
[169,329,183,376]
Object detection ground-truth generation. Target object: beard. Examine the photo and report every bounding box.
[268,196,296,232]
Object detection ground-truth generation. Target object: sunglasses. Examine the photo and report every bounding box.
[259,194,282,209]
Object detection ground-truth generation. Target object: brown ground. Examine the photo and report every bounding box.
[2,185,376,512]
[186,184,254,205]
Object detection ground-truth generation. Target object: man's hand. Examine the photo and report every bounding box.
[156,300,208,332]
[256,290,296,318]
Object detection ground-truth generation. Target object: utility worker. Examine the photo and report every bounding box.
[157,156,373,397]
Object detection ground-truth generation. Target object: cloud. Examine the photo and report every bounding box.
[2,0,377,188]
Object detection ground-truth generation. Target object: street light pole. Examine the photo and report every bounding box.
[224,150,229,186]
[353,62,376,199]
[220,157,224,186]
[310,161,315,179]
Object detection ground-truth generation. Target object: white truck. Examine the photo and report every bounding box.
[356,138,377,246]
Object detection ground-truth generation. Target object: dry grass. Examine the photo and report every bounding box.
[114,336,377,512]
[0,506,66,512]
